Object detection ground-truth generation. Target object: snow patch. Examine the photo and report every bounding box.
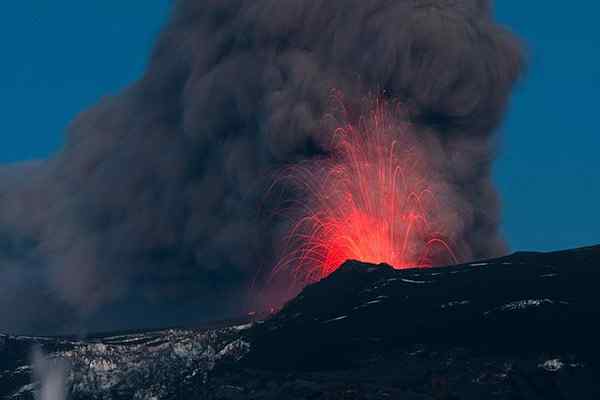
[401,278,431,284]
[232,323,253,331]
[216,339,251,360]
[485,299,557,316]
[500,299,554,311]
[323,315,348,323]
[89,359,116,373]
[539,359,564,372]
[441,300,470,309]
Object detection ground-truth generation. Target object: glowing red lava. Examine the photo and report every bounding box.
[270,94,457,289]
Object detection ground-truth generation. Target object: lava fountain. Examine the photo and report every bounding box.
[269,94,458,290]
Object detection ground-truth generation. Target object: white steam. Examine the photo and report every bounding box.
[31,347,69,400]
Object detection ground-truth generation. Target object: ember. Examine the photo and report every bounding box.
[271,94,458,289]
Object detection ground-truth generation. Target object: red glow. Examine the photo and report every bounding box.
[270,94,457,289]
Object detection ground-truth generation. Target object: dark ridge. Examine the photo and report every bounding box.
[243,244,600,371]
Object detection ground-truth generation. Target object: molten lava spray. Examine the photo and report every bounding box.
[271,95,457,288]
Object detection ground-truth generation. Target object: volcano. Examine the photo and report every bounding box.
[2,245,600,400]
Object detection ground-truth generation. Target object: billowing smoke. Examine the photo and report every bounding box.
[0,0,523,334]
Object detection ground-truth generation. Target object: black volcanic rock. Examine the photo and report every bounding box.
[1,245,600,399]
[244,246,600,371]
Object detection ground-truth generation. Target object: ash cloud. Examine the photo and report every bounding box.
[0,0,523,334]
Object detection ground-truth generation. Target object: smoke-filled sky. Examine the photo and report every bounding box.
[2,2,597,252]
[0,1,597,335]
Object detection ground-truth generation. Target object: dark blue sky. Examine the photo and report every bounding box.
[1,2,598,252]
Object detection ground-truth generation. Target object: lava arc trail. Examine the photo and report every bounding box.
[270,94,458,290]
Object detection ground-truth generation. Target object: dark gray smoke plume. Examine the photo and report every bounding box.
[0,0,523,334]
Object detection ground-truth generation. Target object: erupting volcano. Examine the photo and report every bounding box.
[271,94,458,288]
[0,0,526,334]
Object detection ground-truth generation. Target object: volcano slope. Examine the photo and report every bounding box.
[2,245,600,399]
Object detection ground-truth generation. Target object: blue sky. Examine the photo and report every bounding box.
[0,2,598,252]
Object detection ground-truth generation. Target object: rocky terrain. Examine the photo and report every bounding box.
[2,245,600,399]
